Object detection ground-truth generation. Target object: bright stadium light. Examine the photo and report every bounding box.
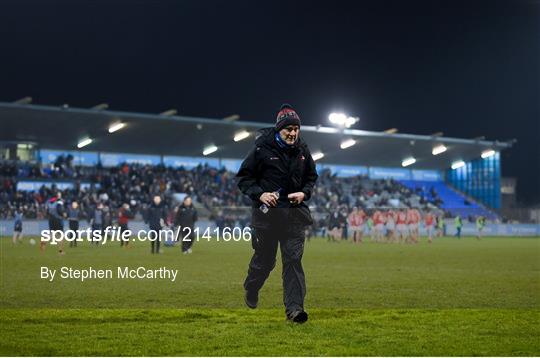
[340,139,356,149]
[233,130,250,142]
[312,152,324,161]
[451,160,465,170]
[481,149,496,159]
[402,157,416,167]
[77,138,92,148]
[329,112,347,124]
[203,145,218,156]
[108,122,125,133]
[328,113,359,128]
[432,144,447,155]
[344,116,358,128]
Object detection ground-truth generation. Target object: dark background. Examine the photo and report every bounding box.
[1,0,538,204]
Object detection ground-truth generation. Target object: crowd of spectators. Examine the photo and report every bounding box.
[1,158,447,223]
[0,157,248,222]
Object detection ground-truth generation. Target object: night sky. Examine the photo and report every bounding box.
[1,0,539,204]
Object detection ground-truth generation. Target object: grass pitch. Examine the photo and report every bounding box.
[1,235,539,356]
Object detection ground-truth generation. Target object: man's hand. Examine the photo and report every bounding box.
[260,192,278,207]
[287,192,305,205]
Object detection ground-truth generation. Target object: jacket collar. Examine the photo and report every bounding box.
[255,127,305,151]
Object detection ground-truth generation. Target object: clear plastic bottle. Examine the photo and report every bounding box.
[260,189,281,213]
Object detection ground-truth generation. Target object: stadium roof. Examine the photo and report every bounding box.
[0,102,514,170]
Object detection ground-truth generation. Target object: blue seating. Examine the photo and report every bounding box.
[399,180,497,219]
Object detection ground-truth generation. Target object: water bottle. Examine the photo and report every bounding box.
[260,189,281,214]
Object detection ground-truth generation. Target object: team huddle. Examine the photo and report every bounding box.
[326,208,444,244]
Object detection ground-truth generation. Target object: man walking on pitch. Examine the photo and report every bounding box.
[12,207,24,244]
[174,196,198,254]
[145,195,168,254]
[44,192,66,254]
[67,201,81,247]
[237,104,318,323]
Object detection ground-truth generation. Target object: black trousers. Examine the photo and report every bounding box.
[181,229,194,252]
[244,225,306,315]
[91,224,102,245]
[151,236,161,253]
[150,227,163,253]
[119,224,129,246]
[69,220,79,247]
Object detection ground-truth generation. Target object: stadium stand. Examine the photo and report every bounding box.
[1,102,521,227]
[1,158,497,225]
[399,180,498,220]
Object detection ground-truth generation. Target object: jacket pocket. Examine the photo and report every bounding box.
[291,205,313,226]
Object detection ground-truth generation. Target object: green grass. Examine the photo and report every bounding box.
[1,236,539,355]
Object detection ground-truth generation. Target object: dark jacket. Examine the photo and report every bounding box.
[328,212,345,229]
[236,127,318,227]
[47,198,65,220]
[67,207,80,222]
[90,208,103,228]
[145,202,168,230]
[174,204,198,228]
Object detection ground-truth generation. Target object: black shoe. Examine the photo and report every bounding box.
[244,290,258,309]
[287,310,308,323]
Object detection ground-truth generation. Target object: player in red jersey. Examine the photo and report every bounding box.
[396,210,408,243]
[385,210,397,243]
[348,207,365,244]
[406,208,420,244]
[373,210,385,242]
[424,211,435,243]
